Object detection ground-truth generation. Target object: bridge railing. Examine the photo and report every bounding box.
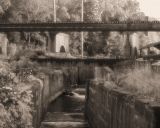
[0,21,160,31]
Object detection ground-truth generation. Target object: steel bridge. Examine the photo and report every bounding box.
[0,22,160,31]
[1,21,160,61]
[31,56,126,67]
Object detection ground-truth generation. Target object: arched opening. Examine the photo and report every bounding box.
[60,46,66,53]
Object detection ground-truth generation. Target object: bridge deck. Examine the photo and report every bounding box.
[0,22,160,31]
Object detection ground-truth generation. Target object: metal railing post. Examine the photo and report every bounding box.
[54,0,56,22]
[81,0,84,57]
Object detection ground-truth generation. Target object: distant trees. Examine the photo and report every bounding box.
[101,0,145,22]
[84,0,102,22]
[0,0,148,57]
[99,0,146,57]
[7,0,55,23]
[0,0,11,17]
[2,0,57,51]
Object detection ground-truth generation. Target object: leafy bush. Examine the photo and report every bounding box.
[11,49,45,61]
[0,60,34,128]
[0,69,14,87]
[114,67,160,101]
[0,84,33,128]
[10,50,41,82]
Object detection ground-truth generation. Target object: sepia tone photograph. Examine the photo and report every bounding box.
[0,0,160,128]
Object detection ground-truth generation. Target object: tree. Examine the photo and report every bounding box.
[7,0,55,23]
[0,0,148,57]
[0,0,11,17]
[84,0,102,22]
[101,0,143,22]
[99,0,146,57]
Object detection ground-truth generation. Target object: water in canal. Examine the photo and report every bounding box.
[48,90,85,113]
[41,88,90,128]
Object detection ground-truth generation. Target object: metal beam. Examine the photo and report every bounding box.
[81,0,84,57]
[0,22,160,31]
[54,0,56,22]
[31,56,127,65]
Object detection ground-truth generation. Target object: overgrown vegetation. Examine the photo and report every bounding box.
[113,66,160,101]
[0,51,44,128]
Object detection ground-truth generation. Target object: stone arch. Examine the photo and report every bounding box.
[60,45,66,53]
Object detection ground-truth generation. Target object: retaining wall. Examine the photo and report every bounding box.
[31,70,65,128]
[39,61,96,87]
[134,60,160,73]
[86,80,160,128]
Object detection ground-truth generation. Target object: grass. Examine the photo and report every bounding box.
[113,66,160,101]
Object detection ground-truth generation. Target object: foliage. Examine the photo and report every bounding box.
[114,67,160,101]
[0,55,47,128]
[101,0,143,22]
[0,0,11,16]
[7,0,55,23]
[0,57,42,128]
[10,50,41,82]
[83,0,144,57]
[0,0,150,57]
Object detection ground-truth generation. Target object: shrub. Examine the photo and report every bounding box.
[0,60,34,128]
[114,67,160,101]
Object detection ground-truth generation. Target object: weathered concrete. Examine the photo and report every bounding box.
[48,70,64,102]
[31,70,65,128]
[86,80,160,128]
[135,59,152,69]
[94,66,114,81]
[152,62,160,73]
[40,89,89,128]
[0,33,8,56]
[78,63,95,85]
[33,57,121,87]
[36,61,95,87]
[134,59,160,73]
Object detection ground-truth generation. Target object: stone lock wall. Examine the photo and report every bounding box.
[49,70,64,102]
[86,80,160,128]
[94,66,114,81]
[0,33,8,56]
[31,69,65,128]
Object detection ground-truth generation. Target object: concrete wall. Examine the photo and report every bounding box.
[86,80,160,128]
[135,60,160,74]
[77,63,95,85]
[0,33,8,56]
[152,62,160,73]
[38,61,97,87]
[134,60,152,69]
[94,66,114,81]
[31,70,65,128]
